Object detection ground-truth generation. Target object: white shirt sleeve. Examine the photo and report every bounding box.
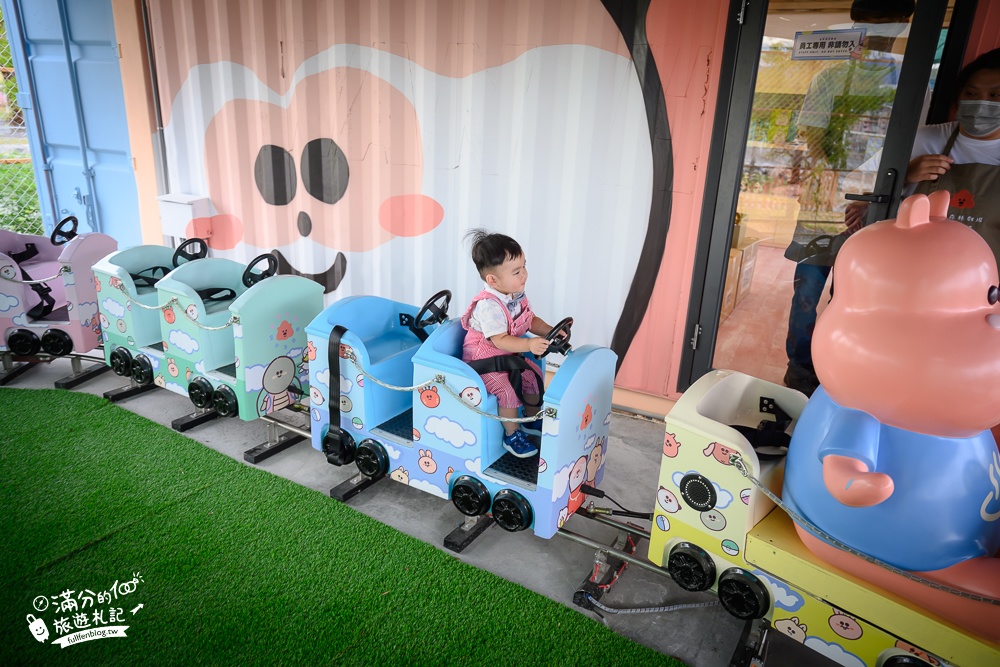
[468,299,510,339]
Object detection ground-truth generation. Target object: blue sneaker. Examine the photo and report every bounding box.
[522,417,543,435]
[503,429,538,458]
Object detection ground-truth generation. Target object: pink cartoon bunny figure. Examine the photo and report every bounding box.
[782,191,1000,642]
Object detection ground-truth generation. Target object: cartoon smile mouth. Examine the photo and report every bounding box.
[272,249,347,293]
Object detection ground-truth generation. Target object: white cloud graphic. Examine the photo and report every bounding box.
[168,329,200,355]
[165,381,187,394]
[314,368,329,387]
[552,463,573,502]
[195,360,205,374]
[671,470,734,509]
[803,638,864,667]
[12,313,28,325]
[409,479,447,497]
[603,411,612,426]
[543,417,559,437]
[0,293,19,312]
[585,434,596,451]
[756,571,804,612]
[384,444,401,460]
[62,271,75,286]
[425,416,476,448]
[78,301,97,318]
[243,363,266,391]
[463,457,503,484]
[287,346,302,359]
[339,374,353,394]
[233,322,243,338]
[102,298,125,318]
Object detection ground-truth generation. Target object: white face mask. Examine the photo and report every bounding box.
[956,100,1000,138]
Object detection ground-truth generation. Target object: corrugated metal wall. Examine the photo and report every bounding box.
[145,0,728,400]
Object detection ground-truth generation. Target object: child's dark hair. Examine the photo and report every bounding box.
[465,229,523,277]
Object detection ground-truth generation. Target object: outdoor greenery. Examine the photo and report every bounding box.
[0,160,42,232]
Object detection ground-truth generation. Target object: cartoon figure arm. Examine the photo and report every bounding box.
[818,409,893,507]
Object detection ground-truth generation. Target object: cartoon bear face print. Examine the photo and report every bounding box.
[185,304,198,321]
[950,189,975,209]
[262,356,296,393]
[417,449,437,474]
[460,386,481,407]
[306,340,317,360]
[586,437,605,482]
[894,641,939,665]
[389,466,409,484]
[419,386,440,409]
[774,617,807,643]
[828,609,863,640]
[703,442,734,466]
[0,264,15,279]
[339,344,351,359]
[163,306,176,324]
[154,374,166,388]
[656,486,680,514]
[663,432,682,457]
[580,404,593,430]
[310,386,325,405]
[276,319,294,340]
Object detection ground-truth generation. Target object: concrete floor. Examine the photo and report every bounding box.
[3,354,748,667]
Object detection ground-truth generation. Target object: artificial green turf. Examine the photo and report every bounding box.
[0,388,686,666]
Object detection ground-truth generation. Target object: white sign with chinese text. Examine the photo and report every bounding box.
[792,29,866,61]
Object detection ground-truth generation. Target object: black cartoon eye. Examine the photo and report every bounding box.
[301,138,350,205]
[989,285,999,305]
[255,145,297,205]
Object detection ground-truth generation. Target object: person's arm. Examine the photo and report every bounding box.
[490,331,550,356]
[905,154,953,184]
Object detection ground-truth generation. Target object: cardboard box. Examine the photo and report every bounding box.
[720,248,742,321]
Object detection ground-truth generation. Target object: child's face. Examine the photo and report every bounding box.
[487,254,528,295]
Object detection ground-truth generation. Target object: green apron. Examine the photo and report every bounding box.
[914,126,1000,272]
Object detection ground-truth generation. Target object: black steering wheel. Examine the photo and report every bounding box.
[172,237,209,267]
[541,317,573,357]
[242,253,278,287]
[130,265,171,288]
[51,216,79,246]
[414,289,452,330]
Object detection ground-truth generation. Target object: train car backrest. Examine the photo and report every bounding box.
[94,245,176,302]
[411,319,502,463]
[0,229,66,316]
[155,258,245,372]
[230,275,324,416]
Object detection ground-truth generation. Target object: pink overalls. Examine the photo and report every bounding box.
[461,290,542,409]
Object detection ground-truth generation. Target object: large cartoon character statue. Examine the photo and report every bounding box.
[782,191,1000,642]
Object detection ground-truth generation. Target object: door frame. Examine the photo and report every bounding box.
[677,0,973,392]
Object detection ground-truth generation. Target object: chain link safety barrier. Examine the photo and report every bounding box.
[0,9,43,236]
[0,264,68,284]
[730,453,1000,606]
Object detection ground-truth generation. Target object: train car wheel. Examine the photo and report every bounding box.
[356,439,389,478]
[130,354,154,386]
[41,329,74,356]
[323,429,356,466]
[491,489,532,532]
[187,376,214,408]
[451,476,491,516]
[881,656,936,667]
[109,346,132,376]
[212,385,238,417]
[6,329,41,356]
[667,542,717,592]
[717,568,769,620]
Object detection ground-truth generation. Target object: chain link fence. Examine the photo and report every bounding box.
[0,7,43,236]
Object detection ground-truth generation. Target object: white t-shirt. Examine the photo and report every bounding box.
[910,121,1000,165]
[467,286,526,339]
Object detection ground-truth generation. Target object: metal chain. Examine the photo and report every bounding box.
[0,265,69,284]
[342,352,550,424]
[584,593,720,615]
[731,454,1000,605]
[114,283,174,311]
[112,283,238,330]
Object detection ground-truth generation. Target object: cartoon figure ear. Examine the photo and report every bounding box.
[431,386,438,394]
[703,442,716,456]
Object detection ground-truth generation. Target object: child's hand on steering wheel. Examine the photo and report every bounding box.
[528,337,551,356]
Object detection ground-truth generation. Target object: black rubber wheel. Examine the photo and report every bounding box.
[323,428,356,466]
[451,475,491,516]
[109,346,132,376]
[130,354,154,386]
[491,489,533,532]
[41,329,74,357]
[355,439,389,478]
[882,656,936,667]
[679,473,717,512]
[6,328,41,356]
[667,542,717,592]
[212,385,238,417]
[188,376,214,409]
[717,568,769,620]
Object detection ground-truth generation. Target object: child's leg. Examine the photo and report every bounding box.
[499,407,519,435]
[523,394,542,417]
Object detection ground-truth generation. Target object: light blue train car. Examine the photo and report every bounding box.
[306,292,617,538]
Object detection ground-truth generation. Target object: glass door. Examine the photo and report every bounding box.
[680,0,960,393]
